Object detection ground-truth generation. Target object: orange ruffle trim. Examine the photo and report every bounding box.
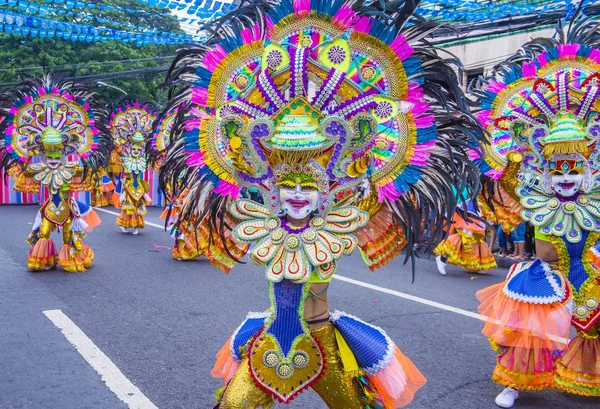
[27,238,58,271]
[493,365,555,391]
[434,233,497,271]
[476,282,570,351]
[116,212,145,229]
[356,207,405,271]
[371,347,427,409]
[478,188,523,234]
[58,243,94,273]
[91,193,112,207]
[554,335,600,396]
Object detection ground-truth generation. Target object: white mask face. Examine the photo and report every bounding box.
[550,172,583,197]
[279,184,320,220]
[131,146,142,158]
[43,155,63,170]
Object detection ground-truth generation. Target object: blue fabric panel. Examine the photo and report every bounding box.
[564,231,588,292]
[75,200,91,216]
[505,259,562,300]
[332,313,390,371]
[266,280,305,358]
[232,315,267,361]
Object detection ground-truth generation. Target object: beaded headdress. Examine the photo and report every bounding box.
[0,74,110,172]
[475,16,600,242]
[161,0,484,268]
[109,97,157,153]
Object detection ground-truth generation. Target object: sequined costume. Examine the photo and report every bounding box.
[473,18,600,402]
[0,74,111,272]
[160,0,484,407]
[108,98,156,234]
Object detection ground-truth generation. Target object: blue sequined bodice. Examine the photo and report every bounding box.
[562,230,589,292]
[266,280,306,358]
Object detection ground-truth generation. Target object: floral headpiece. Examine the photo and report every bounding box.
[161,0,484,261]
[475,17,600,242]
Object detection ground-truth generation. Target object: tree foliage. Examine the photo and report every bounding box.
[0,0,186,106]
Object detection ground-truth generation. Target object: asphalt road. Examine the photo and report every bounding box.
[0,204,598,409]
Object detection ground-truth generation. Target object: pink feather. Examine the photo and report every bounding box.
[377,183,401,203]
[476,110,493,127]
[589,48,600,64]
[414,114,434,129]
[353,16,372,34]
[214,180,240,198]
[536,51,549,68]
[265,15,275,39]
[558,43,580,59]
[486,80,506,94]
[191,87,208,105]
[202,45,228,73]
[522,61,536,78]
[409,141,434,166]
[293,0,311,17]
[389,34,413,62]
[241,24,261,45]
[186,152,205,167]
[333,4,358,30]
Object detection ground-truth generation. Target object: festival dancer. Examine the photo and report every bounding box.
[161,1,485,407]
[109,98,156,235]
[0,74,111,272]
[474,17,600,408]
[435,199,497,275]
[90,167,115,207]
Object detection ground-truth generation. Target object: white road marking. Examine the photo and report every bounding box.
[94,207,165,230]
[95,208,570,344]
[43,309,159,409]
[332,274,484,320]
[331,275,570,344]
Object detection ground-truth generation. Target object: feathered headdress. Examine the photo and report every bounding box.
[161,0,485,272]
[108,96,157,174]
[108,96,157,152]
[474,13,600,242]
[0,73,111,176]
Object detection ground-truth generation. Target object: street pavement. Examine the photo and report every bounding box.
[0,204,598,409]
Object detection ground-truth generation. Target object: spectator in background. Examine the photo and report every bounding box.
[509,222,526,261]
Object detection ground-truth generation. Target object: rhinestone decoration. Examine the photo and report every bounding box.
[277,363,293,379]
[578,196,590,205]
[548,198,559,209]
[292,351,309,368]
[266,50,283,69]
[265,217,280,231]
[327,45,346,64]
[263,351,279,368]
[574,305,589,318]
[585,297,599,310]
[302,228,318,243]
[374,101,393,118]
[285,235,301,251]
[310,216,325,228]
[563,202,576,213]
[270,228,285,243]
[362,66,376,80]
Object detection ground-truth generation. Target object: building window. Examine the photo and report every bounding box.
[466,69,484,93]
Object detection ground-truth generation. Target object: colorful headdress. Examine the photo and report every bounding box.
[161,0,484,267]
[475,16,600,241]
[149,104,181,159]
[0,74,111,172]
[109,97,157,151]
